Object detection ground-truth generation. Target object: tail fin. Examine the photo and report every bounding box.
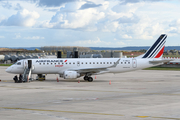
[142,34,167,58]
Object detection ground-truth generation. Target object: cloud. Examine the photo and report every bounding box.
[122,34,132,39]
[75,37,112,46]
[168,19,180,34]
[40,7,105,30]
[14,3,23,10]
[0,0,178,46]
[75,37,126,46]
[43,8,59,12]
[32,0,78,7]
[117,14,140,24]
[0,9,39,27]
[36,0,176,41]
[2,2,12,9]
[13,33,21,39]
[119,0,165,5]
[13,33,44,40]
[0,36,5,38]
[1,2,23,10]
[79,1,102,10]
[76,37,102,44]
[117,41,126,46]
[23,36,45,39]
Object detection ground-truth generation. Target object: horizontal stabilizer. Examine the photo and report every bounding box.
[149,59,172,63]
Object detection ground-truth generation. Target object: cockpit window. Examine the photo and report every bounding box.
[17,62,21,65]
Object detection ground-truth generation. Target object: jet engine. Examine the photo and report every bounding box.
[63,71,80,79]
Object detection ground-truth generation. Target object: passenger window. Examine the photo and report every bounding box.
[100,62,102,64]
[107,62,109,64]
[47,63,49,65]
[73,62,75,64]
[128,62,130,64]
[66,63,68,64]
[110,62,112,64]
[86,62,87,64]
[69,62,71,64]
[51,63,53,65]
[17,62,21,65]
[62,63,64,64]
[125,62,126,64]
[81,62,83,64]
[97,62,98,64]
[43,63,45,65]
[90,62,91,64]
[114,62,116,64]
[40,63,41,65]
[103,62,105,64]
[54,63,56,65]
[121,62,123,64]
[58,63,60,64]
[93,62,95,64]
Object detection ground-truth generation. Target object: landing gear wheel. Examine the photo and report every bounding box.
[84,76,88,81]
[88,77,93,82]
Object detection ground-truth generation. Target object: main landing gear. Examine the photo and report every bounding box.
[83,76,93,82]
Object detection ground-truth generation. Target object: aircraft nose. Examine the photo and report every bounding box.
[6,67,11,73]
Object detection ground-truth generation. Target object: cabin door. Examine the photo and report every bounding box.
[23,60,28,69]
[132,59,137,68]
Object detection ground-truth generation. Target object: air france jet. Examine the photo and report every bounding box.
[6,34,170,82]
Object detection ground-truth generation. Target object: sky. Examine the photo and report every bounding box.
[0,0,180,47]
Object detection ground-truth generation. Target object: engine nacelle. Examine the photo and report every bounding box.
[63,71,80,79]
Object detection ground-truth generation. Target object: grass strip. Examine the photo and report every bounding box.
[0,64,12,66]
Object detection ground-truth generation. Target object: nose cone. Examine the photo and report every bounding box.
[6,67,11,73]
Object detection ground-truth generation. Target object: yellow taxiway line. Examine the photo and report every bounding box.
[1,107,124,116]
[1,107,180,119]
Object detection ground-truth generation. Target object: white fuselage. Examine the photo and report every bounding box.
[6,58,160,75]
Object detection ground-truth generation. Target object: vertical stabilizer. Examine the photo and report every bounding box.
[142,34,167,58]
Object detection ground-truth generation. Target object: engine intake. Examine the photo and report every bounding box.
[63,71,80,79]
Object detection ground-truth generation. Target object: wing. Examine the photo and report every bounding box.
[67,59,120,74]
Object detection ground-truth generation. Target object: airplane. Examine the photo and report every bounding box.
[6,34,171,82]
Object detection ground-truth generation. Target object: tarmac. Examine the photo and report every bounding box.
[1,66,180,120]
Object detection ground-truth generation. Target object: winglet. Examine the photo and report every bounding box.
[109,59,120,68]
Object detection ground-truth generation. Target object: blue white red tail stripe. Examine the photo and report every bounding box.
[148,36,166,58]
[142,34,167,58]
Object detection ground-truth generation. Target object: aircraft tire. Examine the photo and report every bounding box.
[88,77,93,82]
[84,76,88,81]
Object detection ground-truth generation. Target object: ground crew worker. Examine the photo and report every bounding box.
[13,75,18,83]
[18,74,22,83]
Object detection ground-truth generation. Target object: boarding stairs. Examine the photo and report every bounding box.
[23,67,32,82]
